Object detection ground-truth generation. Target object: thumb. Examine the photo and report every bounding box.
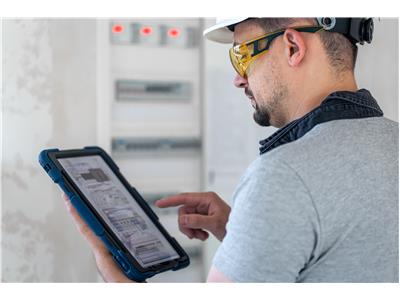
[180,214,213,231]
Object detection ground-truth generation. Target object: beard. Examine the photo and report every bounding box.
[247,79,288,128]
[253,100,272,127]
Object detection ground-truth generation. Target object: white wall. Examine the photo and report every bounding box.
[2,19,99,282]
[356,18,399,122]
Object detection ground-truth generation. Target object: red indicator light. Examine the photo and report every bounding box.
[112,24,124,33]
[168,28,180,38]
[140,26,153,36]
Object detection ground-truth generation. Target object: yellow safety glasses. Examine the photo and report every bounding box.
[229,26,324,77]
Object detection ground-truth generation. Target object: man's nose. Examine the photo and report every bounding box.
[233,73,248,88]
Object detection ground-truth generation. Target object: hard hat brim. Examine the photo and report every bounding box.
[203,18,248,44]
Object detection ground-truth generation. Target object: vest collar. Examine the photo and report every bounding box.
[259,89,383,155]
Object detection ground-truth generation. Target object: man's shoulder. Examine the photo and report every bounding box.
[240,149,303,190]
[260,117,398,165]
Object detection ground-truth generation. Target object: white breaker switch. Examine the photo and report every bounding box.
[110,21,132,44]
[131,22,160,46]
[159,25,198,48]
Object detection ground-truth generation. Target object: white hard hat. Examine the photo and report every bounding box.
[203,18,249,43]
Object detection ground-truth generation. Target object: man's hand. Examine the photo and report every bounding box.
[62,193,135,283]
[155,192,231,242]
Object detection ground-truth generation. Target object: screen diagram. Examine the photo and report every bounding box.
[58,155,179,267]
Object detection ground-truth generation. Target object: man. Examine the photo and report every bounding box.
[64,17,398,282]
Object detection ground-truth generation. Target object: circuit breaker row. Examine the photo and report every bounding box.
[110,21,199,48]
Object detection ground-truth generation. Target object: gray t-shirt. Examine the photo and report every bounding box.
[213,117,399,282]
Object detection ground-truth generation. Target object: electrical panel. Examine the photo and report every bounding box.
[99,18,205,282]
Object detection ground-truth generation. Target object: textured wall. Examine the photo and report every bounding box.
[2,19,99,282]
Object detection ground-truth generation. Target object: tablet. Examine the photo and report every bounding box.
[39,146,190,281]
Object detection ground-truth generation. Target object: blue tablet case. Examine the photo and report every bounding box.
[39,146,190,282]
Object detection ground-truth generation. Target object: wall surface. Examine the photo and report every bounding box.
[2,19,99,282]
[356,18,399,121]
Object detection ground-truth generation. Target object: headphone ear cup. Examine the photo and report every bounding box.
[362,18,374,44]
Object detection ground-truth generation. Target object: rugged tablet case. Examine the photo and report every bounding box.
[38,146,190,282]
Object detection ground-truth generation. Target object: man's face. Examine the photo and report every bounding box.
[233,20,289,128]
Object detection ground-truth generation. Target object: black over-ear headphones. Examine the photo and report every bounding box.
[317,18,374,45]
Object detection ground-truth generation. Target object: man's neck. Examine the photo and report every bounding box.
[286,72,358,125]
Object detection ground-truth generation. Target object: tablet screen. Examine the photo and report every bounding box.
[58,155,180,268]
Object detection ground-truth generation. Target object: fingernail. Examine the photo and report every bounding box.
[181,215,188,225]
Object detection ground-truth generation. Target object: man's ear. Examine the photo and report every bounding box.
[282,28,306,67]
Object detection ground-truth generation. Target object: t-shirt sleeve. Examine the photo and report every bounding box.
[212,157,320,282]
